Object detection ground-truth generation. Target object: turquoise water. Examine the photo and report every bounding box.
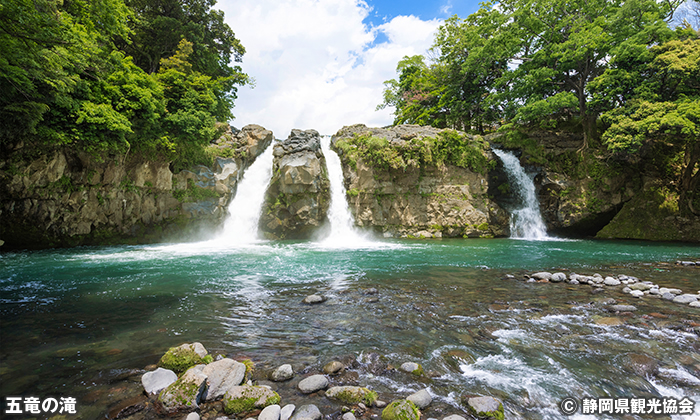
[1,238,699,419]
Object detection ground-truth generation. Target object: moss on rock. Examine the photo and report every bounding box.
[158,343,208,374]
[326,386,378,406]
[381,400,420,420]
[222,385,281,415]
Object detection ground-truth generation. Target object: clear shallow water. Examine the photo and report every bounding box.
[1,238,699,419]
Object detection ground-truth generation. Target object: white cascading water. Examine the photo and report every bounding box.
[320,135,371,247]
[492,149,549,240]
[218,143,274,244]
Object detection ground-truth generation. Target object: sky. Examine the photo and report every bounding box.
[217,0,481,138]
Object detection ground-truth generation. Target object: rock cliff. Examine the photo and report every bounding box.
[0,124,273,249]
[331,124,509,238]
[259,129,331,239]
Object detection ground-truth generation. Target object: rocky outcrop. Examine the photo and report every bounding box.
[331,124,508,239]
[0,124,273,249]
[259,129,330,239]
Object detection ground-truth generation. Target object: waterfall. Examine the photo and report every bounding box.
[320,136,370,247]
[218,143,274,244]
[492,149,549,240]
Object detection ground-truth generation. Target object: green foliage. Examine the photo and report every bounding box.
[335,131,490,173]
[173,179,220,202]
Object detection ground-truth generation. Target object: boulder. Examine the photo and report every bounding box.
[604,277,621,286]
[260,129,331,239]
[202,358,247,401]
[141,367,177,395]
[223,385,281,415]
[323,361,344,375]
[303,295,326,304]
[158,366,208,414]
[381,400,420,420]
[289,404,322,420]
[271,364,294,382]
[531,272,552,281]
[158,342,208,374]
[326,386,377,406]
[406,389,432,409]
[298,374,329,394]
[465,396,504,420]
[550,272,567,282]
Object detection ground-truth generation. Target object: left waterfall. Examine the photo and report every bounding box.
[218,144,274,244]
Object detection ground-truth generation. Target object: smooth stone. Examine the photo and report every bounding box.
[141,367,177,395]
[186,414,201,420]
[630,282,654,291]
[290,404,322,420]
[568,280,580,285]
[203,358,247,401]
[604,277,621,286]
[662,292,676,300]
[531,272,552,280]
[622,287,632,293]
[400,362,422,374]
[609,304,637,312]
[550,272,566,283]
[443,416,467,420]
[630,290,645,298]
[323,361,344,375]
[595,317,624,326]
[326,386,375,405]
[649,287,660,295]
[659,288,682,295]
[375,401,387,408]
[406,389,432,409]
[303,295,326,304]
[298,375,329,393]
[689,301,700,308]
[280,404,296,420]
[674,294,699,304]
[271,364,294,382]
[465,396,503,418]
[259,404,282,420]
[343,413,356,420]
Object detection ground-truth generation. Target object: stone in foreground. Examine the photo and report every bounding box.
[142,367,177,395]
[158,342,208,374]
[289,404,322,420]
[271,364,295,381]
[223,385,281,415]
[202,358,247,401]
[406,389,432,409]
[326,386,378,406]
[400,362,424,376]
[298,374,329,393]
[158,366,208,414]
[381,399,420,420]
[465,396,504,420]
[259,404,282,420]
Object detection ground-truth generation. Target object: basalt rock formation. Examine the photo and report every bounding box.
[259,129,331,240]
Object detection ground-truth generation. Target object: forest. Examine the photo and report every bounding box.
[0,0,248,172]
[379,0,699,216]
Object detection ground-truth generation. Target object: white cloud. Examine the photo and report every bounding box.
[218,0,441,138]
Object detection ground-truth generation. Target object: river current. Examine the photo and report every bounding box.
[1,238,699,419]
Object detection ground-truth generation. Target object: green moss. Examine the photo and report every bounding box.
[381,400,420,420]
[331,387,378,406]
[202,355,213,364]
[158,346,205,374]
[476,222,489,231]
[223,396,258,414]
[467,403,505,420]
[223,386,280,415]
[173,179,221,203]
[347,188,360,197]
[241,359,255,381]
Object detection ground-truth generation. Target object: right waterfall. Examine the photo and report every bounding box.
[492,149,550,240]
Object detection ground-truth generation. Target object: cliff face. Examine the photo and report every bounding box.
[259,129,330,240]
[0,124,273,249]
[331,124,509,239]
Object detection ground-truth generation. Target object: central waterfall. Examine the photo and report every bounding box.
[492,149,550,240]
[320,135,370,247]
[219,144,274,244]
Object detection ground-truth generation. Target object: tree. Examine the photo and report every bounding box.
[599,33,700,214]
